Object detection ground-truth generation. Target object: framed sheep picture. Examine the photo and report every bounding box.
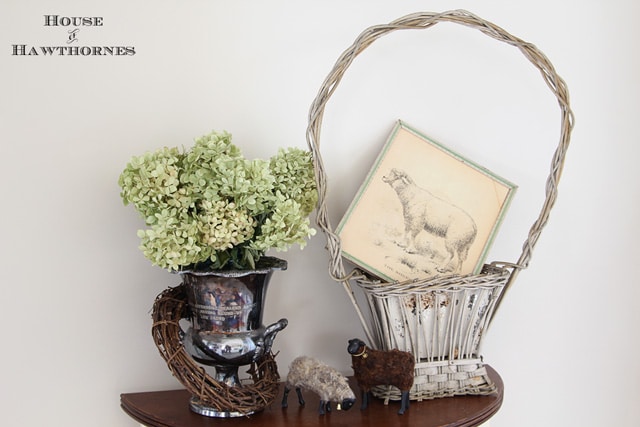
[336,120,517,282]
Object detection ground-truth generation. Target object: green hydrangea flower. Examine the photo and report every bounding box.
[270,148,318,216]
[118,130,317,271]
[118,147,193,222]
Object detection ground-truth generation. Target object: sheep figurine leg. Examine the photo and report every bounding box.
[398,390,410,415]
[360,388,370,411]
[348,338,415,415]
[282,356,356,415]
[282,387,331,415]
[281,386,305,408]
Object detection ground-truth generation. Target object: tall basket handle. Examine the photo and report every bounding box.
[307,9,573,283]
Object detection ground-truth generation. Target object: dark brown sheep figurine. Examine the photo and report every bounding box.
[347,338,415,415]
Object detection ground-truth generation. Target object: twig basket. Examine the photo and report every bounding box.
[306,10,574,401]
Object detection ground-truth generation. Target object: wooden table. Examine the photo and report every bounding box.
[121,365,503,427]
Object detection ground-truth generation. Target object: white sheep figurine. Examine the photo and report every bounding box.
[281,355,356,415]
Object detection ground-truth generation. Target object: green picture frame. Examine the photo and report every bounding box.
[337,120,517,282]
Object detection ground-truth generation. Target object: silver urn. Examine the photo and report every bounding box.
[180,256,288,417]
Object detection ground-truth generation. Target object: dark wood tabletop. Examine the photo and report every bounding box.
[121,365,503,427]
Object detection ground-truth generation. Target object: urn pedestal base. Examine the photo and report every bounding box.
[189,397,253,418]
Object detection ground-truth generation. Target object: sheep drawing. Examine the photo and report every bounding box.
[347,338,415,415]
[382,168,477,274]
[281,356,356,415]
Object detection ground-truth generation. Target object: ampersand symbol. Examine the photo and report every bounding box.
[67,28,80,44]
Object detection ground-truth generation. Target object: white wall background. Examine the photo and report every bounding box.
[1,1,638,426]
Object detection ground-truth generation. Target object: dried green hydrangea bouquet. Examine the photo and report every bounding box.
[118,130,317,271]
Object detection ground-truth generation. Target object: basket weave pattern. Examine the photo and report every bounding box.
[306,10,574,400]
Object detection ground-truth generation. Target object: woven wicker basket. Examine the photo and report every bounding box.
[306,10,574,401]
